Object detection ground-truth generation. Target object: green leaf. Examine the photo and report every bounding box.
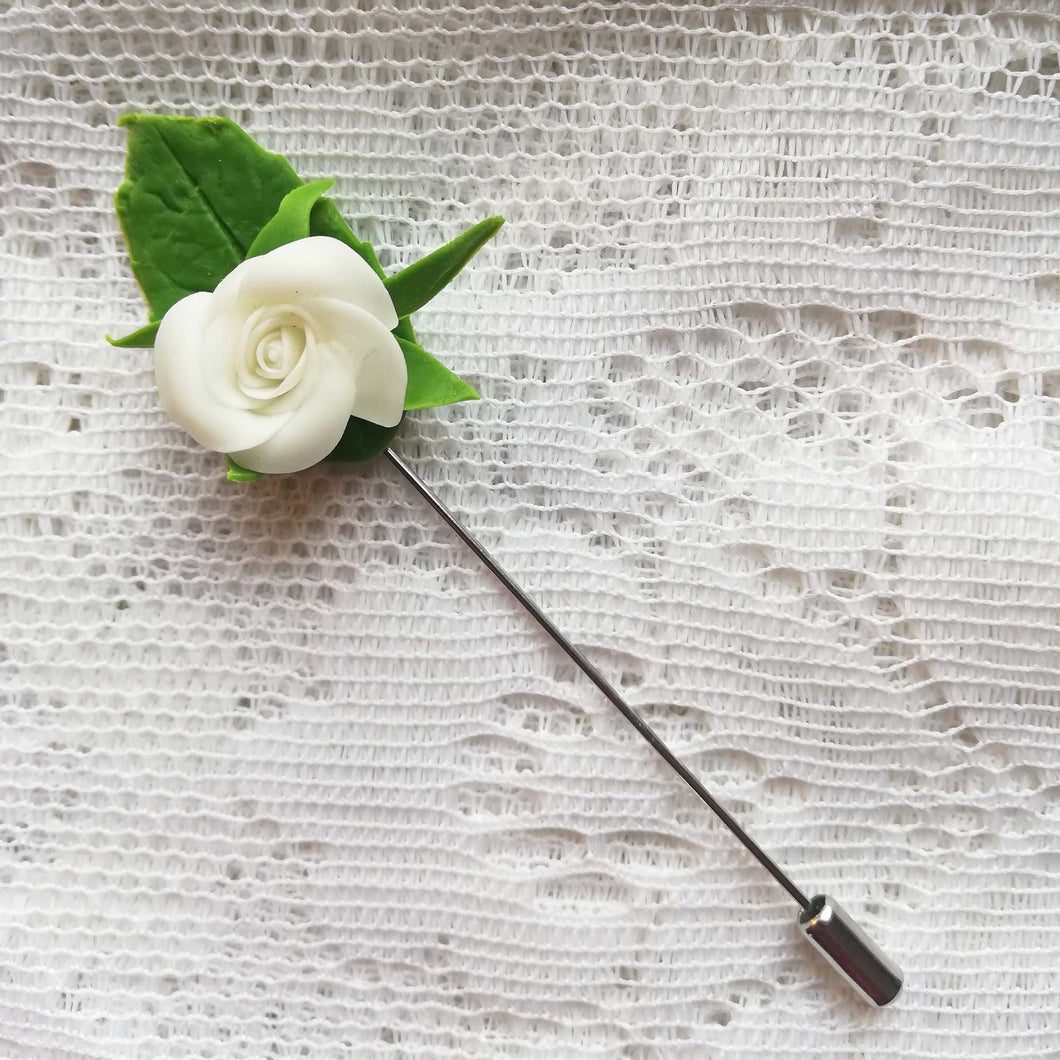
[323,416,403,463]
[398,337,479,410]
[308,198,381,277]
[386,216,504,319]
[116,114,299,317]
[115,114,417,337]
[246,179,333,258]
[226,455,262,482]
[106,320,160,348]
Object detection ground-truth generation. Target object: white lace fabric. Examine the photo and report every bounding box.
[2,2,1060,1056]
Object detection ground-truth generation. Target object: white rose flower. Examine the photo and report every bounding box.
[154,236,407,474]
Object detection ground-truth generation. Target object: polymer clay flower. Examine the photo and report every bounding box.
[154,236,406,474]
[110,114,501,479]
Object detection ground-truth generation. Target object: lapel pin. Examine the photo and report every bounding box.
[111,113,903,1007]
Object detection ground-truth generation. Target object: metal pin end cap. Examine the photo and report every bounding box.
[798,895,903,1007]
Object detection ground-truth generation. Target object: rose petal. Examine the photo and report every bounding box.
[350,342,407,428]
[227,236,399,330]
[200,305,258,410]
[229,345,359,474]
[300,296,407,428]
[155,292,291,454]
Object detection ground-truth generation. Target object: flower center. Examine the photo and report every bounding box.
[257,324,305,377]
[236,305,314,402]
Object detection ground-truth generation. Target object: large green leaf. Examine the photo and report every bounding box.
[386,216,504,319]
[116,115,295,318]
[114,114,382,318]
[398,338,479,409]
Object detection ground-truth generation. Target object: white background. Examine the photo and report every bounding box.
[2,1,1059,1056]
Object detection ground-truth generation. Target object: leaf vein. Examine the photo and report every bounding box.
[156,125,247,257]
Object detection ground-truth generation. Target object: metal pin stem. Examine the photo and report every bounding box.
[387,448,905,1006]
[385,448,809,908]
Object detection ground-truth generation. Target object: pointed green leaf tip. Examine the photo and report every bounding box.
[398,338,479,409]
[106,320,160,348]
[245,179,333,258]
[386,216,504,319]
[226,455,262,482]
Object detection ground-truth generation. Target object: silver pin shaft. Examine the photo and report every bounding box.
[386,448,807,904]
[385,447,903,1006]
